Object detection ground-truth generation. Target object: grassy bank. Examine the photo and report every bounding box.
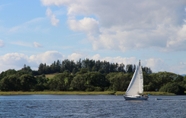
[0,91,116,95]
[0,91,175,95]
[115,91,175,95]
[144,91,175,95]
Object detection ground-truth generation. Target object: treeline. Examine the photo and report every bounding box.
[36,59,152,75]
[0,59,185,95]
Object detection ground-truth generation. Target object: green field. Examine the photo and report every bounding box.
[0,91,175,95]
[45,73,58,79]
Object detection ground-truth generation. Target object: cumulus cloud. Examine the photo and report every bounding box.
[170,62,186,75]
[46,8,59,26]
[166,24,186,51]
[0,51,64,72]
[0,53,30,71]
[67,53,137,65]
[91,54,136,65]
[68,17,99,35]
[41,0,186,52]
[144,58,168,72]
[0,40,4,47]
[0,53,28,64]
[90,55,170,73]
[30,51,63,64]
[0,51,185,74]
[41,0,71,6]
[68,53,84,61]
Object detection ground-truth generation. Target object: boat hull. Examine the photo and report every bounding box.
[124,95,148,100]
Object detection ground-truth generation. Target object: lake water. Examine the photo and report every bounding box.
[0,95,186,118]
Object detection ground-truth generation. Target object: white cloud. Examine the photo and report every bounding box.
[46,8,59,26]
[68,53,84,61]
[10,41,42,48]
[67,53,138,65]
[0,40,4,47]
[170,62,186,75]
[0,51,64,72]
[144,58,168,72]
[166,24,186,51]
[9,17,46,33]
[68,17,99,35]
[0,53,30,71]
[41,0,186,52]
[33,42,42,48]
[90,55,172,73]
[41,0,72,6]
[0,51,185,74]
[91,55,137,65]
[11,41,31,47]
[30,51,64,65]
[91,54,101,60]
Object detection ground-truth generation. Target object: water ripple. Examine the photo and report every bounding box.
[0,95,186,117]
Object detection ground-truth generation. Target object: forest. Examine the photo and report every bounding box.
[0,58,185,95]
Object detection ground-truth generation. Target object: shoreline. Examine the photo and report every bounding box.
[0,91,176,95]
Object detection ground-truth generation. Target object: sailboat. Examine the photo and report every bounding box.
[124,60,148,100]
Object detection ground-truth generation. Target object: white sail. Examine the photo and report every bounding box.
[125,61,143,96]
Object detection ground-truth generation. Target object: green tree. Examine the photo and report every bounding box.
[0,75,20,91]
[117,63,125,72]
[85,72,109,91]
[70,74,87,91]
[48,72,73,91]
[19,74,37,91]
[126,64,134,73]
[0,69,17,80]
[159,82,185,95]
[19,64,33,75]
[106,72,132,91]
[61,59,76,73]
[34,75,49,91]
[146,72,176,91]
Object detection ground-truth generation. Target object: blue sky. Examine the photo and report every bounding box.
[0,0,186,74]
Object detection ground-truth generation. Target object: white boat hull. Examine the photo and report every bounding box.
[124,95,148,100]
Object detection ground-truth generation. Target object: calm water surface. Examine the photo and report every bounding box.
[0,95,186,118]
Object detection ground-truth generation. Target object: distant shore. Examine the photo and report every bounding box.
[0,91,176,95]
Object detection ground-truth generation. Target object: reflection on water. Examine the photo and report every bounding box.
[0,95,186,118]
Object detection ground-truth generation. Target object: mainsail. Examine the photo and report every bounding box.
[125,61,143,96]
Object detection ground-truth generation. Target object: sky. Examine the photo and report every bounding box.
[0,0,186,74]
